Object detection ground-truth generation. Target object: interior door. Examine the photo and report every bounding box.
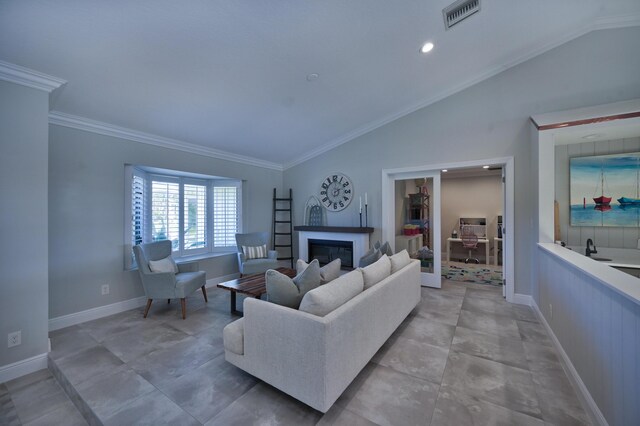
[502,168,507,298]
[420,173,441,288]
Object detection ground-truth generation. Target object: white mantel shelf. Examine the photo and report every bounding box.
[293,226,374,234]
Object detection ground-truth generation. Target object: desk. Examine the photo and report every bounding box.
[494,237,502,266]
[447,237,490,264]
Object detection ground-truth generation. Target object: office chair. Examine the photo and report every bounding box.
[461,230,480,264]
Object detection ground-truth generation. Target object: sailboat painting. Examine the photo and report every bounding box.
[570,152,640,227]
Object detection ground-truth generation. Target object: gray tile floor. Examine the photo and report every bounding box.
[0,280,591,425]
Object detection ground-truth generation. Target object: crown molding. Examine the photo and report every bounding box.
[283,20,640,170]
[49,111,283,171]
[593,13,640,30]
[0,60,66,92]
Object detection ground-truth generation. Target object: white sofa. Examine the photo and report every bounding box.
[222,259,421,413]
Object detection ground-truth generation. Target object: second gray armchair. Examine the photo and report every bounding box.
[235,232,278,276]
[133,240,207,319]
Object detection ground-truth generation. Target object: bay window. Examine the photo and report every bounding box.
[124,165,242,269]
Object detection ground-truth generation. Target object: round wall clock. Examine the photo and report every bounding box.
[319,173,353,212]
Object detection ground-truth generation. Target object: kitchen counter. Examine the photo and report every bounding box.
[566,246,640,269]
[540,243,640,305]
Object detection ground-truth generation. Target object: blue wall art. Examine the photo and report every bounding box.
[570,152,640,227]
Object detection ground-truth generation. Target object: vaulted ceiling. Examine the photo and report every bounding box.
[1,0,639,168]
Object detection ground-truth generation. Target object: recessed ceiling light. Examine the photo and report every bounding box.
[442,169,448,172]
[306,73,319,82]
[420,42,434,54]
[582,133,604,140]
[482,165,490,169]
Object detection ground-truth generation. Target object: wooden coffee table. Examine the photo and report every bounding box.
[217,268,296,315]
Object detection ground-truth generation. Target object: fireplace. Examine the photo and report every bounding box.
[295,226,373,270]
[308,239,353,269]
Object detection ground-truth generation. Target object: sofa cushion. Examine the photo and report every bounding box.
[296,258,341,284]
[243,244,268,260]
[358,248,381,267]
[223,318,244,355]
[266,259,321,308]
[359,254,391,290]
[299,269,363,317]
[148,255,178,273]
[390,250,411,274]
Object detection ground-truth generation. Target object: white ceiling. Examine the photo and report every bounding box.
[1,0,639,168]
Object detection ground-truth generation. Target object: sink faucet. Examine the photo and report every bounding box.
[585,239,597,257]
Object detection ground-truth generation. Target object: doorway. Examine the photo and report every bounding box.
[441,166,504,288]
[382,157,515,302]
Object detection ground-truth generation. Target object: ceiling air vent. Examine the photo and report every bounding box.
[443,0,480,30]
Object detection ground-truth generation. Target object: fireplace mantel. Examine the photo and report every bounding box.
[293,226,374,234]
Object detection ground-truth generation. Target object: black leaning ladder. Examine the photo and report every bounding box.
[272,188,294,268]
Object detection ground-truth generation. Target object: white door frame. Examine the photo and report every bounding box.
[382,156,515,302]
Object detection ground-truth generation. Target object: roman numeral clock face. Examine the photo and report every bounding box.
[319,173,353,212]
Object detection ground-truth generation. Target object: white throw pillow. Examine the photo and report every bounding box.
[299,269,364,316]
[243,244,267,260]
[359,254,391,290]
[390,250,411,274]
[296,258,341,284]
[148,255,178,274]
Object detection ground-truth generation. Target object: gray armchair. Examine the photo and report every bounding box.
[235,232,278,276]
[133,240,207,319]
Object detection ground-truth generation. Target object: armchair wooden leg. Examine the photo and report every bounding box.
[143,299,153,318]
[180,298,186,320]
[201,286,208,303]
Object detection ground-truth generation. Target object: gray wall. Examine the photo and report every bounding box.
[48,125,282,318]
[555,137,640,248]
[0,80,50,366]
[283,26,640,296]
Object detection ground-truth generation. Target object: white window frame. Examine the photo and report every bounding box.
[124,165,242,269]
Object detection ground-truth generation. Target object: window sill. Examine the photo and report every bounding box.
[127,250,237,272]
[177,251,237,263]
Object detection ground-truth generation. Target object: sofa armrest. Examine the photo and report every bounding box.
[242,298,328,407]
[177,261,199,273]
[267,250,278,260]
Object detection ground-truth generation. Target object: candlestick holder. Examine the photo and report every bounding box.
[359,212,363,228]
[365,205,368,228]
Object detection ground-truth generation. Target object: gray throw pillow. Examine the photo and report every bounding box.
[266,259,321,308]
[359,248,381,267]
[379,241,393,257]
[296,258,341,284]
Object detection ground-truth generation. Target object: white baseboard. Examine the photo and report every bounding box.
[512,293,533,305]
[530,300,608,426]
[49,296,147,332]
[48,273,241,332]
[0,353,48,384]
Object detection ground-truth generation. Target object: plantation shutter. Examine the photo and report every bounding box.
[213,184,240,248]
[183,183,207,251]
[151,179,180,251]
[131,174,146,248]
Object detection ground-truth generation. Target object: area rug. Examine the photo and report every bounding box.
[441,261,503,286]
